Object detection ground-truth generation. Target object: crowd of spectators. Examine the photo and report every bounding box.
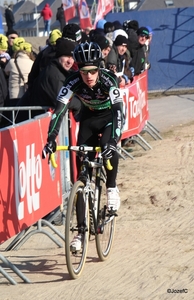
[0,19,153,128]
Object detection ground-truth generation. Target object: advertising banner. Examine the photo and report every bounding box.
[121,71,149,139]
[0,115,62,244]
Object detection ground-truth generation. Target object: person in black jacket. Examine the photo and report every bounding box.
[129,27,149,76]
[16,38,81,123]
[56,4,66,31]
[27,29,62,88]
[5,5,15,31]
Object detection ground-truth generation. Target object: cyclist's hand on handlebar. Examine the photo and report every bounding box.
[101,142,117,160]
[42,140,57,159]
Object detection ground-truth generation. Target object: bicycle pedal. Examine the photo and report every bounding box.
[107,209,118,217]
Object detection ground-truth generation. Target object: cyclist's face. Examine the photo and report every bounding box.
[80,66,99,88]
[58,55,74,70]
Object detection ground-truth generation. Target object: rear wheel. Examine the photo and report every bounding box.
[95,177,116,261]
[65,180,89,279]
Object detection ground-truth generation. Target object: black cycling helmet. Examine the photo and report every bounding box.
[73,42,102,68]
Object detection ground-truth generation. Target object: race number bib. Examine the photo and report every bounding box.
[109,87,123,105]
[57,87,73,104]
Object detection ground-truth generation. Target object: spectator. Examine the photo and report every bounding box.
[56,4,66,32]
[5,4,15,31]
[62,23,82,43]
[16,38,81,122]
[106,35,132,86]
[84,27,92,38]
[90,34,111,68]
[0,39,9,57]
[28,24,82,88]
[112,20,123,30]
[123,19,139,50]
[96,18,107,35]
[104,21,115,43]
[129,26,150,75]
[5,40,35,106]
[145,26,154,70]
[6,29,18,58]
[28,29,62,88]
[0,35,9,126]
[41,3,53,36]
[62,23,82,71]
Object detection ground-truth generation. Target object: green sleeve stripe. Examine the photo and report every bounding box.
[48,104,67,136]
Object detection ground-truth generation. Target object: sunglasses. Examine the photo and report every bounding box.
[139,34,149,39]
[9,36,16,40]
[80,68,99,75]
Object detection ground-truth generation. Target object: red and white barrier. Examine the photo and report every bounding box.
[0,115,62,244]
[121,71,148,138]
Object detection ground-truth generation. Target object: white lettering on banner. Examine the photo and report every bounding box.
[14,140,42,220]
[129,81,146,120]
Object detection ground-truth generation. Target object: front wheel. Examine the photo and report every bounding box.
[95,181,116,261]
[65,180,89,279]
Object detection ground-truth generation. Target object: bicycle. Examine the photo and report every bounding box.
[50,145,117,279]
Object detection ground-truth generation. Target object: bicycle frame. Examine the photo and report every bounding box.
[50,145,116,279]
[50,145,111,233]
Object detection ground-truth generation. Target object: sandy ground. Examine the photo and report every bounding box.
[1,95,194,299]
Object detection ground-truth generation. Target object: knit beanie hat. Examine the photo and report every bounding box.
[112,29,128,41]
[0,34,8,51]
[62,24,82,43]
[137,27,149,37]
[49,29,62,45]
[96,19,107,29]
[114,35,128,46]
[55,38,77,58]
[19,42,32,53]
[128,20,139,31]
[12,37,25,52]
[112,21,123,30]
[104,22,115,34]
[123,20,139,32]
[91,34,110,50]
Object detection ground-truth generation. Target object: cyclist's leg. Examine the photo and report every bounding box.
[100,125,120,211]
[100,124,119,188]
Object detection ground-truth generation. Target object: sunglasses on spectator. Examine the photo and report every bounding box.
[80,68,99,75]
[9,36,16,39]
[139,34,149,39]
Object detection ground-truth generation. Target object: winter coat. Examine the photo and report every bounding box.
[129,44,146,76]
[28,45,56,87]
[41,4,53,21]
[16,59,82,122]
[4,51,34,99]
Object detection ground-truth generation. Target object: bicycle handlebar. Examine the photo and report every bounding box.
[50,145,113,170]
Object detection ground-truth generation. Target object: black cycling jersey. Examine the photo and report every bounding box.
[48,68,123,144]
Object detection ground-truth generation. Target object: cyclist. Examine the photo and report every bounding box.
[42,42,123,250]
